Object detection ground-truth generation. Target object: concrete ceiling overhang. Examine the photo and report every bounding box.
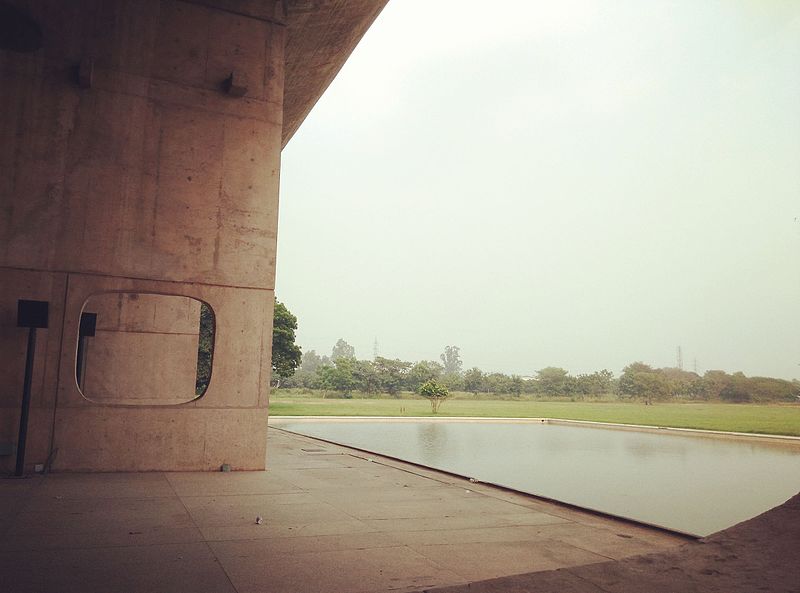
[282,0,389,148]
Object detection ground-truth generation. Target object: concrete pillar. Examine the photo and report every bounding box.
[0,0,285,471]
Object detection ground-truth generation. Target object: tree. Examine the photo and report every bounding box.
[719,373,750,402]
[300,350,328,374]
[331,338,355,361]
[272,299,302,386]
[746,376,797,402]
[463,367,485,395]
[575,369,614,396]
[635,372,672,404]
[702,370,731,399]
[285,349,329,389]
[484,372,512,394]
[440,371,465,392]
[618,362,654,397]
[440,345,463,375]
[373,357,411,396]
[618,362,670,404]
[353,359,381,394]
[419,380,449,413]
[685,377,710,400]
[660,367,701,399]
[536,367,570,395]
[407,360,443,391]
[508,375,524,397]
[316,357,357,396]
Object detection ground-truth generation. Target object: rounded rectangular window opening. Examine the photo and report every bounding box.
[75,292,215,406]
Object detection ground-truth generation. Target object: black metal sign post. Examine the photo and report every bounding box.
[15,300,48,477]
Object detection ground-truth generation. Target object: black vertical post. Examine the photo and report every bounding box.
[15,327,36,477]
[15,299,49,477]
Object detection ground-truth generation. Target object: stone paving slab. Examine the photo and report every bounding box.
[1,428,687,593]
[424,492,800,593]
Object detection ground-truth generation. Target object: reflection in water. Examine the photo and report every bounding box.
[278,420,800,536]
[416,422,448,465]
[624,435,689,460]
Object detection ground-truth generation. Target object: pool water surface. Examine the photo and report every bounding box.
[273,419,800,536]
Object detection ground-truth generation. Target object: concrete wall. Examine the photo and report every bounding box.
[0,0,284,471]
[80,293,202,405]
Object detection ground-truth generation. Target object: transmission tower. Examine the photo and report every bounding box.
[677,346,683,370]
[373,337,379,360]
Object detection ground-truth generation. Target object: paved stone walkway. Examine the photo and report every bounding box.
[425,492,800,593]
[1,428,683,593]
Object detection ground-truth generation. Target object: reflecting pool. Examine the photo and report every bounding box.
[273,419,800,536]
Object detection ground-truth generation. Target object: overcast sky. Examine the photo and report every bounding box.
[276,0,800,380]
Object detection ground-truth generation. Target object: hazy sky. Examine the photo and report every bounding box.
[276,0,800,380]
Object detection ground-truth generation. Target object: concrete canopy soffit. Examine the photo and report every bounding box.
[282,0,389,147]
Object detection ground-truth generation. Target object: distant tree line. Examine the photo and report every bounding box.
[279,340,799,404]
[617,362,799,404]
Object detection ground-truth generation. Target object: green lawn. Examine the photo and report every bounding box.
[269,395,800,436]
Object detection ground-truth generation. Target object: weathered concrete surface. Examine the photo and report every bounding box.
[424,493,800,593]
[0,0,284,472]
[81,293,201,405]
[0,429,685,593]
[283,0,389,146]
[0,0,386,472]
[50,273,274,471]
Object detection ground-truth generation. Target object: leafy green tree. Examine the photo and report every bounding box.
[508,374,524,396]
[686,377,710,400]
[702,370,731,399]
[440,345,463,375]
[440,372,464,392]
[744,376,797,402]
[463,367,485,395]
[618,362,671,404]
[575,369,614,396]
[638,373,672,404]
[331,338,355,361]
[373,357,411,395]
[719,372,750,402]
[536,367,570,395]
[419,380,449,413]
[484,372,511,394]
[316,357,357,396]
[696,371,795,403]
[618,362,654,396]
[300,350,328,374]
[272,299,302,386]
[353,359,381,394]
[660,367,701,398]
[284,349,329,388]
[407,360,443,392]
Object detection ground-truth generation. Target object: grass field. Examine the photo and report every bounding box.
[270,393,800,436]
